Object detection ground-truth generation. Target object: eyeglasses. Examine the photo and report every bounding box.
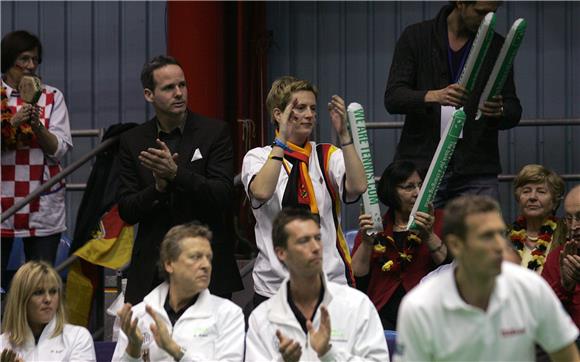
[397,182,423,192]
[15,55,40,66]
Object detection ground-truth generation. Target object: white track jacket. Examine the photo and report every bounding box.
[112,282,244,361]
[246,275,389,361]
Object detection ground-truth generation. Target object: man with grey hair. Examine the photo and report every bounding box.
[543,184,580,332]
[112,223,244,361]
[395,195,578,361]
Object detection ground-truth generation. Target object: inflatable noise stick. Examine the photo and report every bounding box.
[457,12,496,94]
[347,103,383,235]
[476,18,527,120]
[407,108,467,231]
[19,75,43,105]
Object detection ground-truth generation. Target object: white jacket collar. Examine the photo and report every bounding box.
[268,273,333,328]
[142,282,212,325]
[23,316,58,349]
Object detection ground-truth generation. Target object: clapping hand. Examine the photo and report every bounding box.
[560,240,580,291]
[307,305,332,358]
[146,305,183,361]
[1,349,23,362]
[117,303,143,358]
[327,95,350,142]
[276,330,302,362]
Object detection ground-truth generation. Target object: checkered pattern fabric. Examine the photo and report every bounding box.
[1,83,69,237]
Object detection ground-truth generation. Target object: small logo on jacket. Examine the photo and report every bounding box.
[501,327,526,337]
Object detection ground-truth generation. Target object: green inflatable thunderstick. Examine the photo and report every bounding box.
[476,18,527,120]
[458,12,497,92]
[347,103,383,235]
[406,12,496,231]
[407,109,467,230]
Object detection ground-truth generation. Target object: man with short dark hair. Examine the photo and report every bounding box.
[246,208,389,361]
[118,55,242,304]
[384,1,522,207]
[395,195,579,361]
[112,223,244,361]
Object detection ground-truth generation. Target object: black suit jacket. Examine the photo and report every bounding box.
[118,111,242,304]
[384,5,522,175]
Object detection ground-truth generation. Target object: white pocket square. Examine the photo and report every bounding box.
[191,148,203,162]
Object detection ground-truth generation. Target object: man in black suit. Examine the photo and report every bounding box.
[118,55,242,304]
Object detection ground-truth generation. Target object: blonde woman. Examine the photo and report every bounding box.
[508,164,566,273]
[0,261,95,361]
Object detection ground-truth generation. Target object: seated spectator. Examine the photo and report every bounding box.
[241,76,367,309]
[395,195,579,361]
[245,208,389,361]
[543,185,580,329]
[0,261,95,361]
[112,223,244,361]
[351,161,447,329]
[507,164,566,273]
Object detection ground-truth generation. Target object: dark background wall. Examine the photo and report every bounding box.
[1,1,167,234]
[2,1,579,236]
[266,1,580,230]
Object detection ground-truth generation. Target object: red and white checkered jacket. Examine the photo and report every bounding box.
[1,81,72,237]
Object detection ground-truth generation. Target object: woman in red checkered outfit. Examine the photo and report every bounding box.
[1,31,72,291]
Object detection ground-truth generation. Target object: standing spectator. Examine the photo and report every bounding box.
[384,1,522,207]
[117,55,241,304]
[543,185,580,330]
[1,261,95,361]
[241,76,367,308]
[395,196,578,361]
[507,164,566,273]
[351,161,447,330]
[1,31,72,290]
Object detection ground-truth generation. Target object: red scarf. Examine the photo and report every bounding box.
[280,140,319,215]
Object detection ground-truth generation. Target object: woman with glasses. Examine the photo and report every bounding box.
[351,160,448,330]
[0,261,95,361]
[1,31,72,291]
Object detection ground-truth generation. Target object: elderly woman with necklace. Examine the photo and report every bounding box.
[351,161,448,330]
[508,164,566,273]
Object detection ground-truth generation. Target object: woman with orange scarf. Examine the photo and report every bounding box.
[241,76,367,310]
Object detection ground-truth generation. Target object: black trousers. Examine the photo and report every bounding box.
[1,233,61,291]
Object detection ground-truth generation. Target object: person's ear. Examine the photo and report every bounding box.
[164,260,173,275]
[144,88,154,103]
[275,246,287,265]
[445,234,462,259]
[273,108,284,125]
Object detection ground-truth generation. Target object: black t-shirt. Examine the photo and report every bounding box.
[286,278,325,334]
[164,292,199,326]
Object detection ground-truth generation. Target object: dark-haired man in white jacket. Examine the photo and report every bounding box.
[245,208,389,362]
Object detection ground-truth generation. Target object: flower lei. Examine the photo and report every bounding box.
[372,230,422,273]
[509,215,557,271]
[1,86,35,151]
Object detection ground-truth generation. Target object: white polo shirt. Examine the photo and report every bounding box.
[242,143,354,297]
[395,261,578,361]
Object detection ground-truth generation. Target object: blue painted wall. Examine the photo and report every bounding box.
[1,1,167,235]
[266,1,580,230]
